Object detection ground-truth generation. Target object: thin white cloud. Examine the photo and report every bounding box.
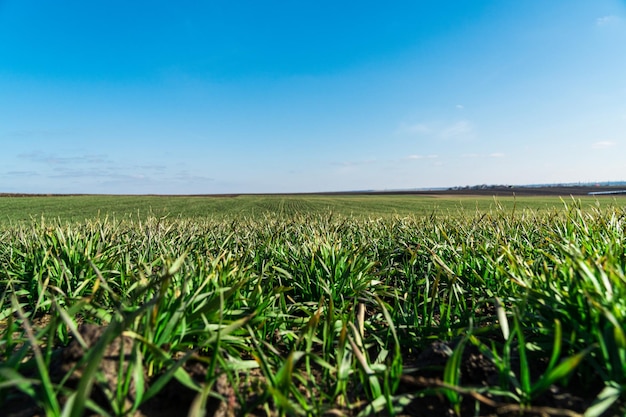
[398,123,431,135]
[49,167,125,179]
[441,121,472,139]
[331,159,377,167]
[596,15,621,26]
[2,171,40,177]
[138,164,168,172]
[3,128,75,139]
[407,154,437,160]
[456,104,464,110]
[398,120,473,139]
[592,140,616,149]
[19,151,110,165]
[172,171,215,182]
[462,152,504,158]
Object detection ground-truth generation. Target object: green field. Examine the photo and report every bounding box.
[1,194,624,224]
[1,195,625,416]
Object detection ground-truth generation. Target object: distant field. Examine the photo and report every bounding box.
[0,193,625,223]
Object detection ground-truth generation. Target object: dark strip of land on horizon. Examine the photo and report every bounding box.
[2,185,626,198]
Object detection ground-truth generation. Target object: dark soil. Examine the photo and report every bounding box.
[3,325,624,417]
[395,341,604,417]
[1,324,237,417]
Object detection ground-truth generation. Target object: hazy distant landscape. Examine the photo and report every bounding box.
[3,182,626,198]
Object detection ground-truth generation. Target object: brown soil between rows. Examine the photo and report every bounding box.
[3,323,623,417]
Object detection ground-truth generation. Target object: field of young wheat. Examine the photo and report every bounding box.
[1,195,625,416]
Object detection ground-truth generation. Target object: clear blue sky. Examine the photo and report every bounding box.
[1,1,625,194]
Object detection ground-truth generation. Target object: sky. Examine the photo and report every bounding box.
[1,1,626,194]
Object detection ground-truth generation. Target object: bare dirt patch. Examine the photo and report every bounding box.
[4,325,622,417]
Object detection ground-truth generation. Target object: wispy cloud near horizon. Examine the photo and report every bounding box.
[592,140,617,149]
[461,152,505,158]
[440,120,473,139]
[18,151,110,165]
[398,120,474,140]
[397,123,431,135]
[2,170,40,178]
[331,159,378,167]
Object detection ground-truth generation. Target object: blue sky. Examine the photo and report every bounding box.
[1,1,625,194]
